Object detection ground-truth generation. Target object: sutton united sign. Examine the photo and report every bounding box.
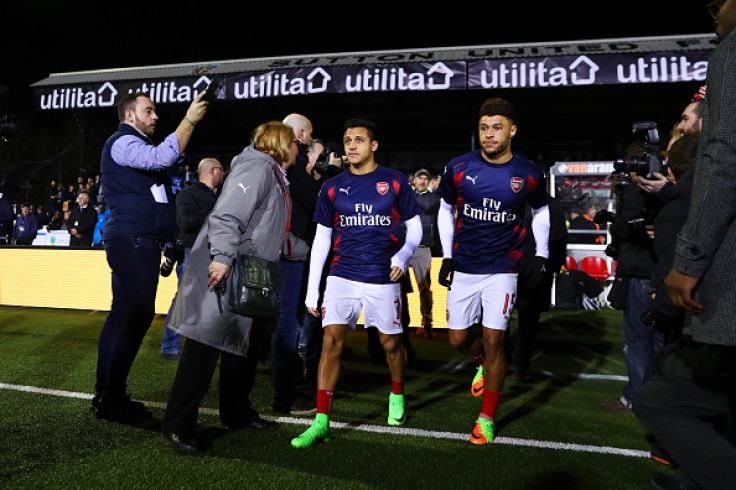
[31,35,716,111]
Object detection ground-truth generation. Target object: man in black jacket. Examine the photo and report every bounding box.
[68,191,97,246]
[161,158,224,359]
[510,196,567,380]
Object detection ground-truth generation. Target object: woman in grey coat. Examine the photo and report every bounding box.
[161,121,296,454]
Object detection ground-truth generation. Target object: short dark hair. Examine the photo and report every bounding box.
[117,92,147,122]
[690,99,704,119]
[668,133,700,180]
[344,118,378,142]
[479,98,515,124]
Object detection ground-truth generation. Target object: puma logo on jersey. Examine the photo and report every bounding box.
[238,183,251,194]
[466,175,478,185]
[339,187,350,195]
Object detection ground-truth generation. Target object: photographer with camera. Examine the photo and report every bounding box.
[160,158,225,360]
[601,124,665,414]
[635,92,704,198]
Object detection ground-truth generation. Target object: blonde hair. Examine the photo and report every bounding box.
[253,121,294,165]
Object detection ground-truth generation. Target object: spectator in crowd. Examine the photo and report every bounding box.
[68,191,97,247]
[410,168,440,338]
[92,204,110,247]
[162,121,295,454]
[12,203,37,245]
[160,157,224,360]
[86,176,99,204]
[35,205,50,229]
[568,206,601,244]
[91,89,209,423]
[634,2,736,488]
[0,191,15,243]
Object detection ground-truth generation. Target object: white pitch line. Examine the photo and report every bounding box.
[0,382,648,459]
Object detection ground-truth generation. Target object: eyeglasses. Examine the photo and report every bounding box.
[212,166,224,172]
[707,0,725,20]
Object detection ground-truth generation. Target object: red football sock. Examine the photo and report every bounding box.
[480,390,501,421]
[392,380,404,395]
[317,390,334,415]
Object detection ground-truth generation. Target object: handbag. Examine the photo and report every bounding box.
[224,254,283,319]
[607,275,629,310]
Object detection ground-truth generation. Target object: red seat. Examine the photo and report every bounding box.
[579,256,610,280]
[565,256,577,270]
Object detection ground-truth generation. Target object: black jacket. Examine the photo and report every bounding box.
[176,181,219,248]
[69,205,98,246]
[415,189,440,249]
[649,169,695,322]
[286,142,322,245]
[609,182,658,278]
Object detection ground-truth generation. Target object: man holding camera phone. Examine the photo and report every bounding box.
[93,89,209,423]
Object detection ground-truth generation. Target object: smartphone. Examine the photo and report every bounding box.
[202,79,220,103]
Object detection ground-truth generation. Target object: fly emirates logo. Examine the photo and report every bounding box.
[339,203,392,227]
[462,198,517,223]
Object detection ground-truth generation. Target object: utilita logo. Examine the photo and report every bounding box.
[37,76,217,110]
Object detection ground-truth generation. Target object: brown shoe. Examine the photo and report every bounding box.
[601,398,633,414]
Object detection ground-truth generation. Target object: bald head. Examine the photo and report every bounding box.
[197,158,224,188]
[282,113,313,145]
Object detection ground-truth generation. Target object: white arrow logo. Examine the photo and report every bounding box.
[570,56,599,85]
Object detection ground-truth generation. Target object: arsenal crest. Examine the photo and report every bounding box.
[376,182,389,195]
[510,177,524,193]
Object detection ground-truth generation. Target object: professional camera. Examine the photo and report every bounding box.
[313,149,333,175]
[613,121,667,179]
[160,239,185,277]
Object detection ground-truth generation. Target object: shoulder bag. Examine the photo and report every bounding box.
[225,254,283,319]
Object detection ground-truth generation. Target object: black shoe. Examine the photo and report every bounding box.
[162,431,199,455]
[288,397,317,416]
[160,353,181,361]
[92,393,153,423]
[650,473,698,490]
[226,411,277,430]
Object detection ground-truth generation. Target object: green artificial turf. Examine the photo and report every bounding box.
[0,306,670,489]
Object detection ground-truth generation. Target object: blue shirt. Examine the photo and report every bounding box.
[439,150,548,274]
[313,165,421,284]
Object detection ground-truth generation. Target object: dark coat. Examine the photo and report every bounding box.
[68,205,98,246]
[170,145,290,357]
[175,181,219,249]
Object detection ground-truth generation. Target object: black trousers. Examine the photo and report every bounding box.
[96,237,161,398]
[506,274,553,376]
[162,338,259,437]
[633,337,736,490]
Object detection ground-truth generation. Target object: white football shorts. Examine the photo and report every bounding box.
[321,276,403,335]
[445,272,518,331]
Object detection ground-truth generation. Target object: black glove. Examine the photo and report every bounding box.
[520,256,548,291]
[438,258,454,288]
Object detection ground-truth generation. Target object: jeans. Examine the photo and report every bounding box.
[621,277,663,404]
[96,237,161,397]
[270,260,305,408]
[162,247,190,354]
